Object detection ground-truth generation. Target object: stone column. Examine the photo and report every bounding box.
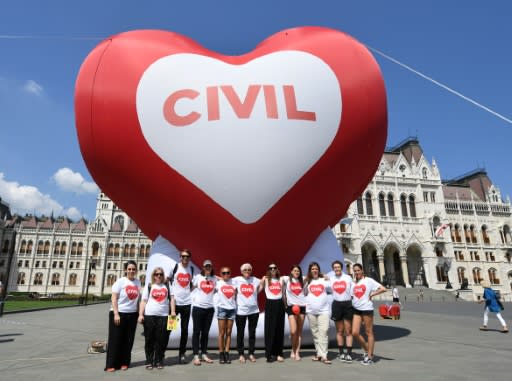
[377,254,385,284]
[400,255,410,288]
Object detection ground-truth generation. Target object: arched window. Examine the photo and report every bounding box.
[27,240,33,254]
[130,244,136,258]
[356,196,364,215]
[114,215,125,231]
[436,265,447,282]
[454,224,462,243]
[60,242,67,255]
[422,167,428,179]
[37,240,44,254]
[53,241,60,255]
[33,272,43,285]
[378,193,386,217]
[107,274,117,286]
[408,194,416,217]
[88,273,96,286]
[71,242,78,256]
[139,244,145,257]
[146,245,151,256]
[92,242,100,256]
[472,268,481,285]
[123,244,129,258]
[17,272,26,285]
[432,216,441,236]
[51,273,60,286]
[43,241,50,254]
[470,225,477,244]
[400,194,408,217]
[488,268,499,285]
[108,243,114,256]
[77,242,83,256]
[69,273,77,286]
[457,267,466,283]
[481,225,490,244]
[20,240,27,254]
[387,193,395,217]
[503,225,511,244]
[114,244,120,257]
[364,192,373,216]
[140,275,146,287]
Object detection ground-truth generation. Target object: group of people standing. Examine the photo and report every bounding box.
[104,251,387,372]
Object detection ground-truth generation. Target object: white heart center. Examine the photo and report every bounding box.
[136,51,341,223]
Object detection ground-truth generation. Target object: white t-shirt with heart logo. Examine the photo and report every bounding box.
[305,278,330,314]
[330,273,353,302]
[351,277,382,311]
[282,276,306,307]
[171,263,194,306]
[265,277,283,300]
[233,276,260,315]
[215,279,237,310]
[141,283,170,317]
[111,277,141,313]
[192,274,216,309]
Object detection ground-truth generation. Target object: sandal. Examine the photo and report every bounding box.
[249,354,257,362]
[145,365,153,370]
[321,358,332,364]
[277,356,284,362]
[193,356,201,366]
[202,354,214,364]
[312,356,320,361]
[239,355,246,363]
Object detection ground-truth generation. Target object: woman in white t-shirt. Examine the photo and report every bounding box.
[105,260,141,372]
[282,265,306,361]
[233,263,262,363]
[261,262,285,363]
[351,263,386,365]
[138,266,173,370]
[304,262,332,365]
[215,266,237,364]
[191,259,217,366]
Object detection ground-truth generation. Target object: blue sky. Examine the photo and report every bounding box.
[0,0,511,221]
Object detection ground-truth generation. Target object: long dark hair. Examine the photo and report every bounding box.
[265,263,281,280]
[124,260,137,270]
[305,262,323,283]
[289,264,304,288]
[200,266,215,277]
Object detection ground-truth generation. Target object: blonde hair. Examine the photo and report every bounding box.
[480,280,491,288]
[240,263,252,272]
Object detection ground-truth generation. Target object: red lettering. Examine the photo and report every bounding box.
[221,85,261,119]
[263,85,278,119]
[283,85,316,121]
[207,86,220,121]
[163,89,200,126]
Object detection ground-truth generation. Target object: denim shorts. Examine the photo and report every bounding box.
[217,307,236,320]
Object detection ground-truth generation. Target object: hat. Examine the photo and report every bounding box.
[203,259,213,267]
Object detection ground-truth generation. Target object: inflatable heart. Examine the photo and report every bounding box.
[75,27,387,275]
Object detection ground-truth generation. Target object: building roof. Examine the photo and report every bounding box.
[386,136,423,165]
[443,169,493,202]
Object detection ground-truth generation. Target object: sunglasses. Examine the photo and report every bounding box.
[154,273,164,277]
[269,266,277,270]
[204,264,212,268]
[242,269,252,272]
[222,271,231,275]
[181,255,190,259]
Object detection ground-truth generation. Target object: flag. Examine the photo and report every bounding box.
[435,223,450,237]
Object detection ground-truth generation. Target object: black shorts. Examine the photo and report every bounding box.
[392,297,400,303]
[285,305,306,316]
[331,300,354,321]
[353,309,374,317]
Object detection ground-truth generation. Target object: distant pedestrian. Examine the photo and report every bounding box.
[392,287,401,306]
[478,280,508,333]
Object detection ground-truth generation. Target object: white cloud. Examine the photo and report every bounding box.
[0,173,83,219]
[22,79,44,96]
[52,168,99,194]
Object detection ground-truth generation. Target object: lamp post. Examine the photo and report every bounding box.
[84,257,97,305]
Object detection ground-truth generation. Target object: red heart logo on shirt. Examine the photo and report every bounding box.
[151,287,168,303]
[125,284,139,300]
[240,283,254,298]
[309,284,325,297]
[268,281,282,295]
[176,273,191,288]
[332,281,347,294]
[353,284,366,299]
[200,280,214,294]
[221,285,235,299]
[289,282,303,296]
[75,27,386,276]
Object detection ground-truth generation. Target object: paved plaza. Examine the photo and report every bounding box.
[0,301,510,380]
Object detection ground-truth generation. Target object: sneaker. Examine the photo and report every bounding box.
[337,353,345,362]
[179,354,187,364]
[361,357,374,366]
[360,353,369,363]
[344,354,353,363]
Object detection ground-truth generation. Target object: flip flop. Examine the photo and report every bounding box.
[249,354,257,362]
[321,358,332,365]
[312,356,320,361]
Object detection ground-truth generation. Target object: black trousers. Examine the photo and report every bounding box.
[264,299,285,358]
[105,311,138,370]
[192,306,214,355]
[143,315,170,366]
[236,312,259,355]
[175,304,191,355]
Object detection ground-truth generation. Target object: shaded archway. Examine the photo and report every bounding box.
[406,244,426,287]
[361,242,380,282]
[383,243,403,286]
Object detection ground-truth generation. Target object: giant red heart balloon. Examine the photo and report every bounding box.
[75,27,387,276]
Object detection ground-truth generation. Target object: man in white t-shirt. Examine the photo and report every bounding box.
[170,249,195,364]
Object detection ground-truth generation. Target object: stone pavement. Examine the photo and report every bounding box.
[0,301,510,381]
